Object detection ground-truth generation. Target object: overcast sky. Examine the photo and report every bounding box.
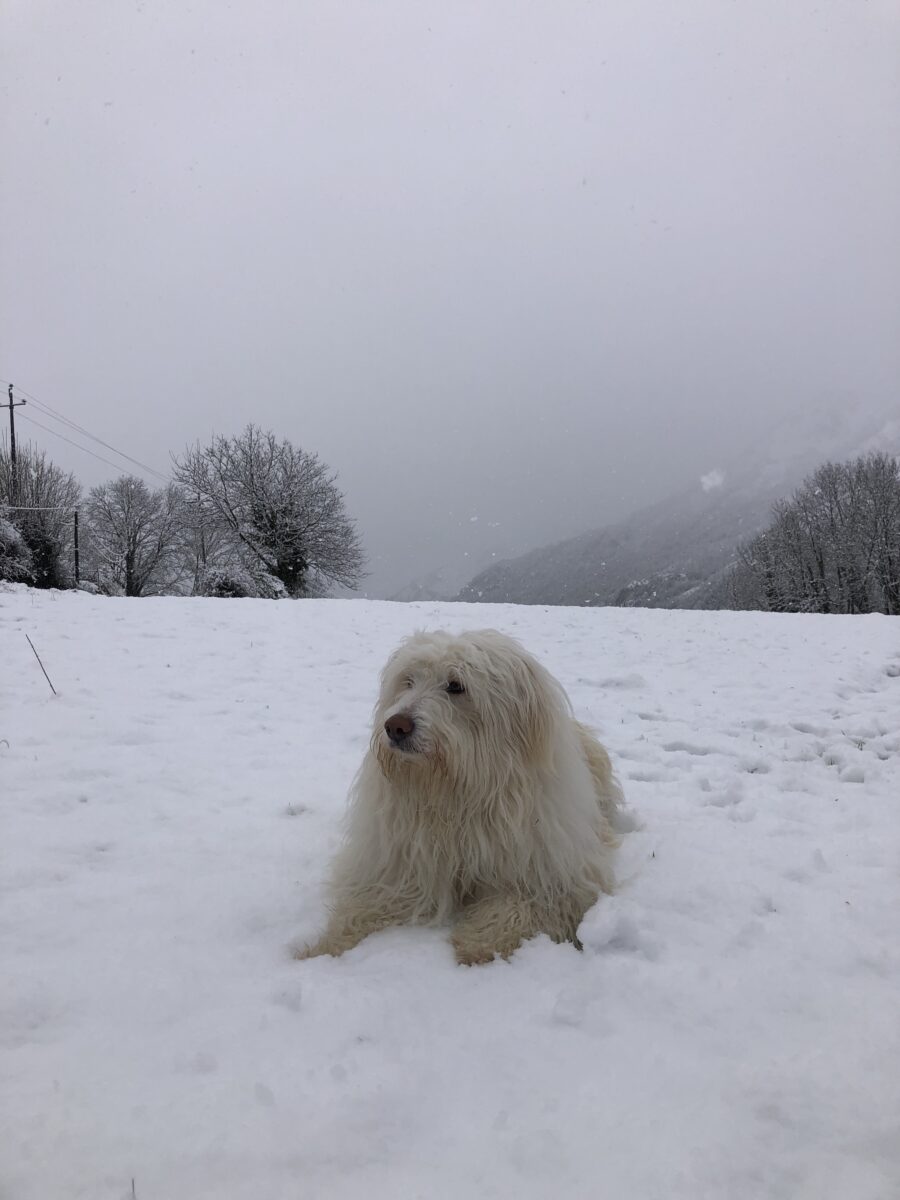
[2,1,898,595]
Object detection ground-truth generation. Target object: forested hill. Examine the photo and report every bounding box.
[457,406,900,609]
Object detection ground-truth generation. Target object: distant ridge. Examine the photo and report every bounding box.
[456,402,899,609]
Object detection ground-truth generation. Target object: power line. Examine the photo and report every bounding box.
[16,410,143,475]
[0,378,171,482]
[29,397,170,481]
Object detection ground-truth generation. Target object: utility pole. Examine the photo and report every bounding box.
[4,384,27,507]
[73,510,80,583]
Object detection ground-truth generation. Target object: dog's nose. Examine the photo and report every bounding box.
[385,713,415,744]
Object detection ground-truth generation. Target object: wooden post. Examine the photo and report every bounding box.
[4,384,27,507]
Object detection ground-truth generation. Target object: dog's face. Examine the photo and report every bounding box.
[372,629,560,779]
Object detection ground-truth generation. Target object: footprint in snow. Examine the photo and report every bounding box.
[791,720,829,736]
[698,778,745,808]
[663,740,721,757]
[739,757,771,774]
[584,673,647,690]
[839,766,865,783]
[626,768,671,783]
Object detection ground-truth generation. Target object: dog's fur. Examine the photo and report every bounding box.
[297,629,624,965]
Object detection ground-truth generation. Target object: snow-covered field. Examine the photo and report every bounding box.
[2,587,899,1200]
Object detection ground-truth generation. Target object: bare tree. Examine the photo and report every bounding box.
[728,452,900,614]
[178,493,243,596]
[172,425,365,597]
[858,450,900,615]
[86,475,186,597]
[0,437,81,587]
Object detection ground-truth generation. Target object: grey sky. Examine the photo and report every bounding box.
[2,1,898,595]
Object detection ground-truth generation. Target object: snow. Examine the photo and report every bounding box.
[2,587,899,1200]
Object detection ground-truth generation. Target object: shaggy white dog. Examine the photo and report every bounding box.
[298,629,624,965]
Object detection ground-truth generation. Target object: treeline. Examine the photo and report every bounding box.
[728,451,900,615]
[0,425,365,598]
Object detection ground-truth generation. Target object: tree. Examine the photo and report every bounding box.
[728,452,900,614]
[0,516,34,583]
[172,425,365,597]
[0,438,81,587]
[858,450,900,614]
[86,475,186,597]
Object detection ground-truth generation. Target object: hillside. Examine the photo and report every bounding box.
[458,403,900,608]
[3,586,899,1199]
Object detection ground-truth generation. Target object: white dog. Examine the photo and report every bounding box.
[298,629,624,965]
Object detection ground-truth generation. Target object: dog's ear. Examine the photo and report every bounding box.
[507,652,558,764]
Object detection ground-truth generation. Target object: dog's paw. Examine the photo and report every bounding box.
[454,946,496,966]
[452,939,505,966]
[291,939,340,961]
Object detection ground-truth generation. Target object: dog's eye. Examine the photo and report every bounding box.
[446,680,466,695]
[403,677,414,689]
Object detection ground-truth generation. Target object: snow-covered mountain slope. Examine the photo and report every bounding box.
[458,403,900,608]
[2,588,899,1199]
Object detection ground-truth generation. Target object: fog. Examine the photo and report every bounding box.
[2,1,898,596]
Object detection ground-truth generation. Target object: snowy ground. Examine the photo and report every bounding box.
[2,587,899,1200]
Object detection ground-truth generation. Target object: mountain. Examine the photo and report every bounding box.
[457,401,899,609]
[388,545,516,604]
[389,566,465,603]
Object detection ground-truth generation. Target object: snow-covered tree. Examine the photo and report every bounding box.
[0,516,34,583]
[173,426,365,597]
[858,450,900,614]
[0,438,81,587]
[86,476,186,597]
[728,452,900,614]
